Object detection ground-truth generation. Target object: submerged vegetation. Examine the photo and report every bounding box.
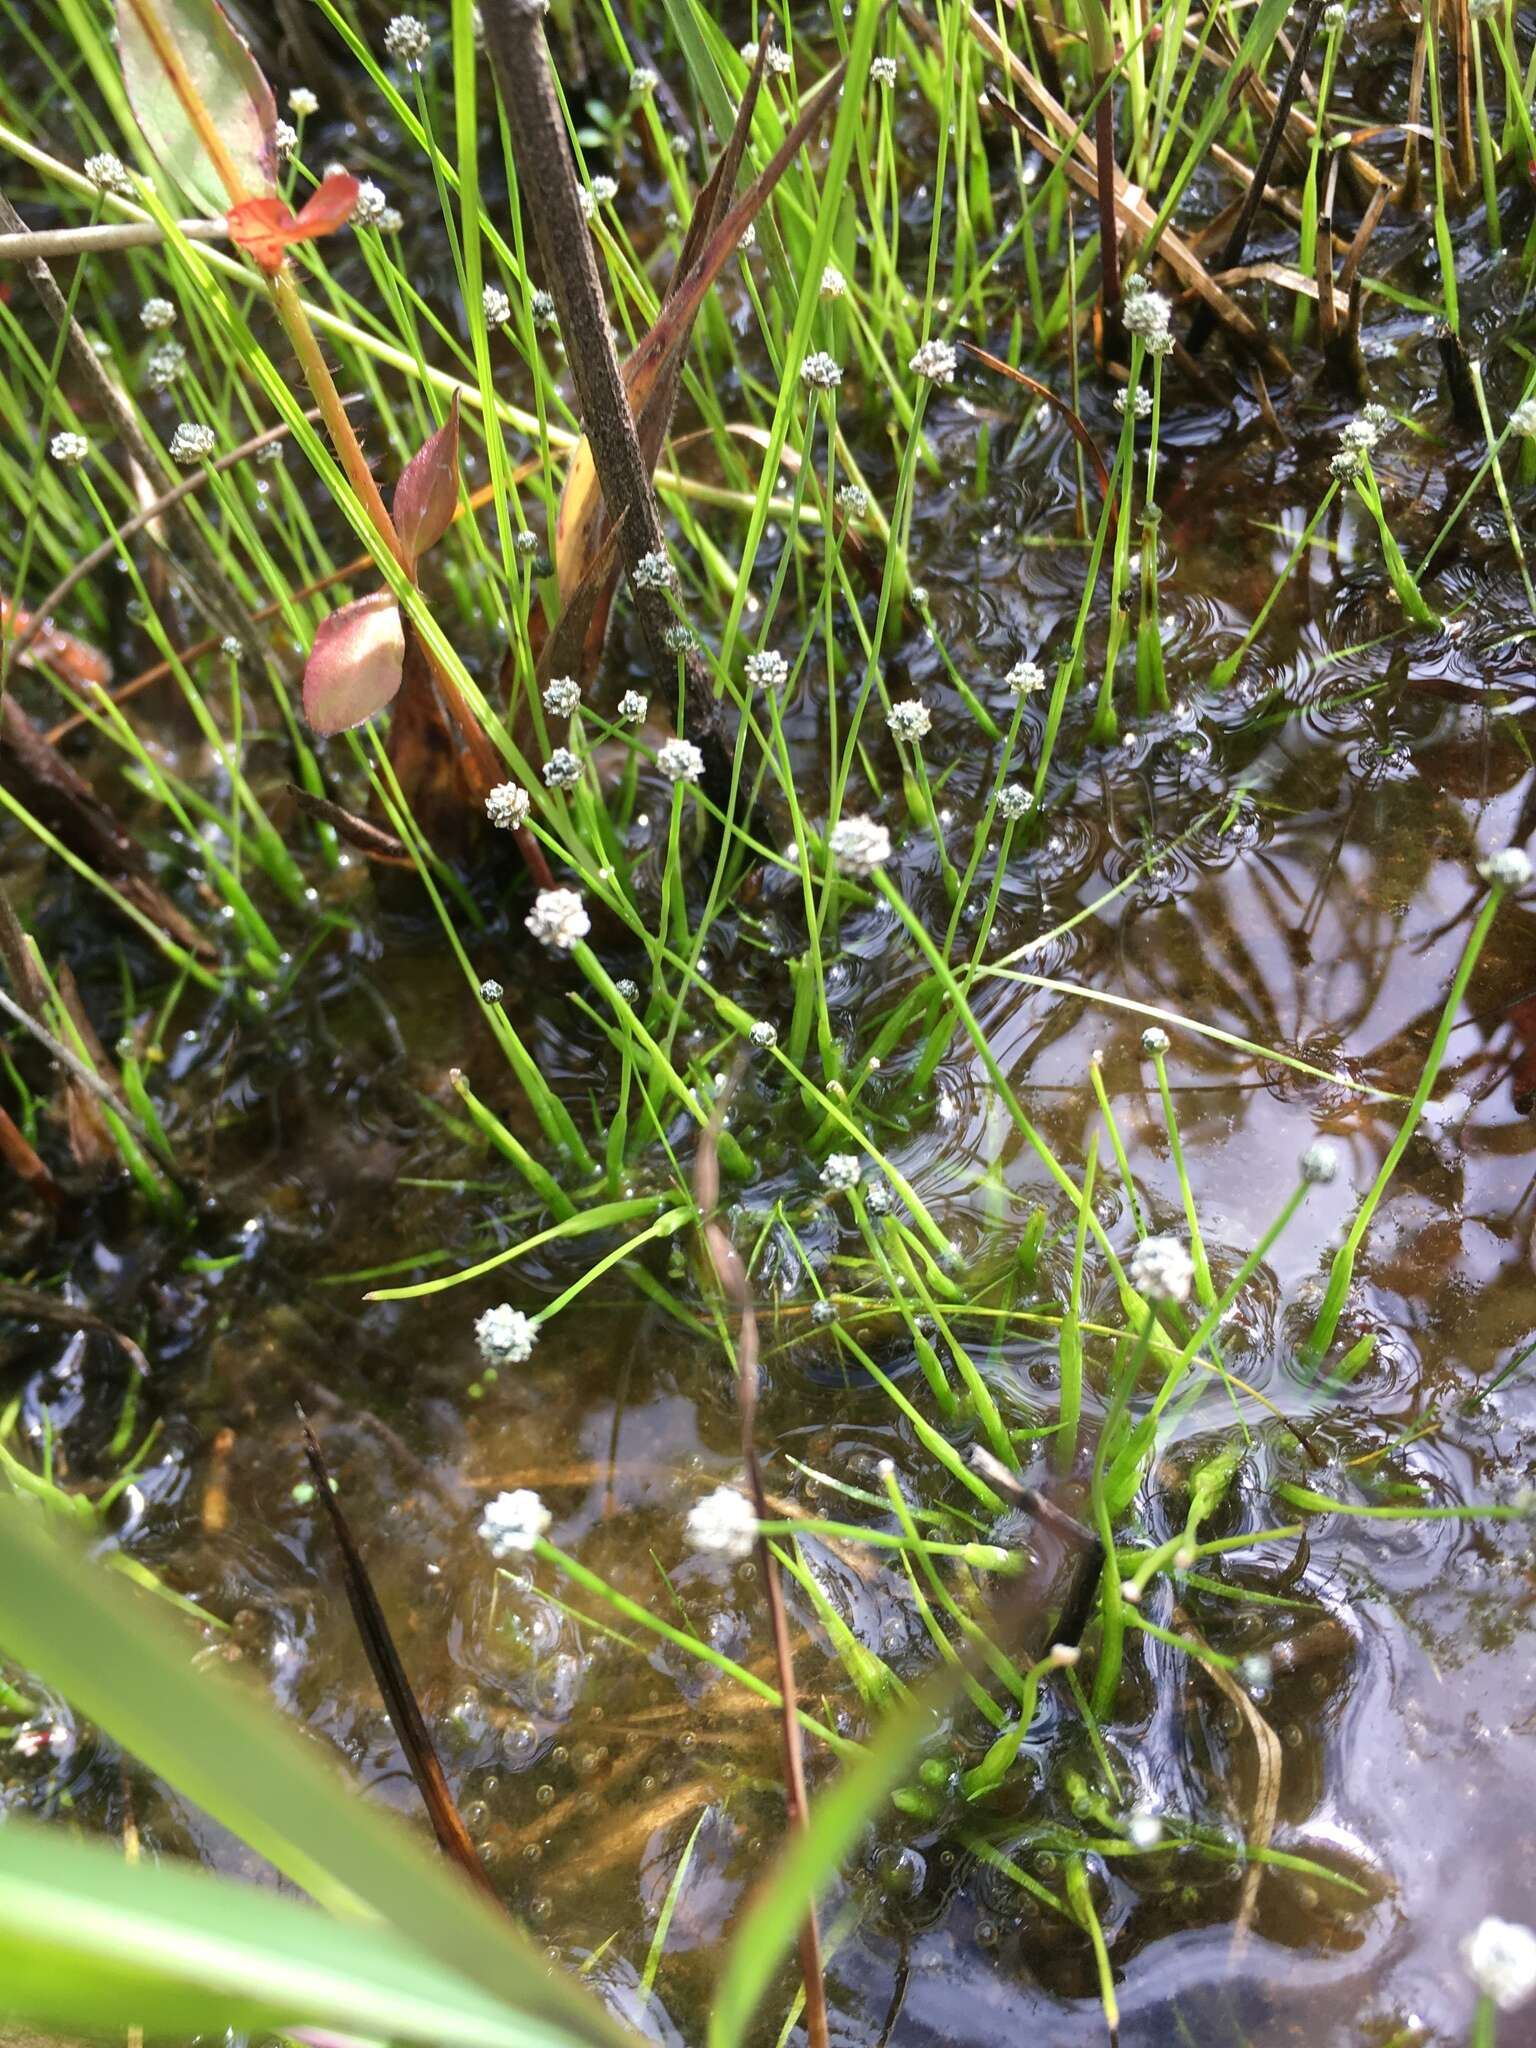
[2,0,1536,2040]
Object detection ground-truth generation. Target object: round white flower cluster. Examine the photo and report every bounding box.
[353,179,389,225]
[800,350,844,391]
[543,748,582,790]
[820,1153,862,1192]
[657,737,704,784]
[871,55,898,86]
[828,814,891,876]
[50,431,89,466]
[475,1303,538,1365]
[997,783,1032,821]
[750,1020,778,1049]
[746,649,789,691]
[910,338,958,384]
[630,66,658,94]
[531,289,558,331]
[1479,847,1532,890]
[632,549,674,591]
[483,283,511,328]
[1129,1234,1194,1305]
[821,264,847,299]
[525,886,589,950]
[887,699,931,743]
[485,782,530,831]
[543,676,580,717]
[479,1488,551,1557]
[1141,1026,1170,1056]
[85,152,133,194]
[685,1484,757,1561]
[289,87,319,116]
[140,297,176,330]
[169,422,215,463]
[618,689,648,722]
[1300,1140,1339,1185]
[1463,1918,1536,2012]
[1007,658,1046,694]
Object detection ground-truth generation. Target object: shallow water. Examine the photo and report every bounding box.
[6,10,1536,2046]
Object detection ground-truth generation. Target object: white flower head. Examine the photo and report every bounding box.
[800,350,844,392]
[1141,1026,1170,1056]
[909,338,958,385]
[1510,397,1536,439]
[1323,0,1348,23]
[542,747,582,790]
[1007,658,1046,695]
[1467,0,1496,17]
[997,782,1033,821]
[220,635,243,658]
[531,288,558,330]
[750,1020,778,1049]
[614,977,639,1003]
[483,283,512,328]
[525,886,589,950]
[84,152,133,194]
[485,782,530,831]
[836,483,868,518]
[746,649,789,691]
[1127,1812,1164,1850]
[821,264,847,299]
[515,530,539,558]
[1480,847,1532,890]
[1464,1919,1536,2011]
[479,1488,551,1558]
[1330,447,1364,481]
[685,1484,757,1562]
[657,737,704,784]
[139,297,176,331]
[618,689,648,723]
[1339,414,1382,454]
[1130,1234,1194,1306]
[1115,385,1154,419]
[870,54,898,86]
[1123,289,1171,342]
[663,621,694,653]
[145,341,187,390]
[475,1303,538,1365]
[479,977,503,1003]
[353,179,388,225]
[829,814,891,876]
[1300,1140,1339,1185]
[632,548,674,591]
[288,87,319,116]
[169,422,215,464]
[543,675,580,717]
[820,1153,862,1193]
[887,699,931,743]
[50,431,89,466]
[629,65,658,94]
[274,119,298,161]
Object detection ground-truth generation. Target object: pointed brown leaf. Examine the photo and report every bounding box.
[553,57,846,621]
[302,592,405,735]
[392,390,461,573]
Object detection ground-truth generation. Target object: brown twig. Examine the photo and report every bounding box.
[479,0,726,786]
[298,1413,500,1901]
[1186,0,1332,354]
[0,218,227,260]
[694,1066,828,2048]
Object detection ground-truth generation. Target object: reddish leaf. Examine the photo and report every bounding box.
[392,390,461,572]
[227,173,358,274]
[302,592,405,735]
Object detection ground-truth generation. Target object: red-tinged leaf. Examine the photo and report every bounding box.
[226,196,297,273]
[293,171,359,236]
[392,390,461,572]
[227,174,358,273]
[302,593,405,735]
[117,0,277,216]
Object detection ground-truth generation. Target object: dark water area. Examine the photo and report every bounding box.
[6,6,1536,2045]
